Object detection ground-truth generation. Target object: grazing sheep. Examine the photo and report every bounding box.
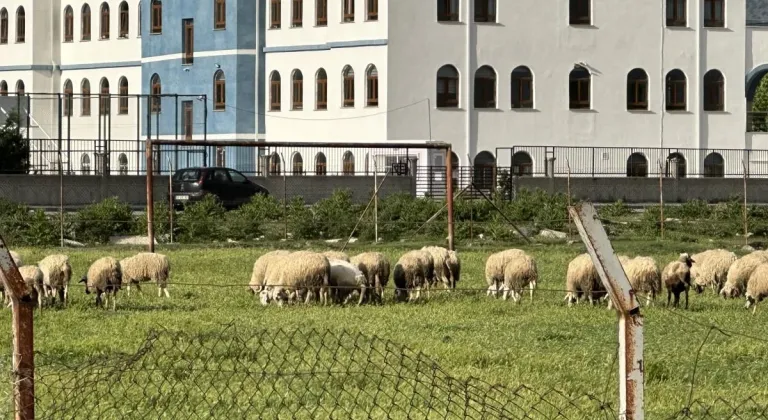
[120,253,171,298]
[662,253,695,309]
[393,250,431,302]
[745,263,768,314]
[322,251,350,262]
[720,251,768,299]
[350,252,390,303]
[485,249,527,297]
[690,249,737,294]
[411,250,436,298]
[10,251,22,267]
[263,251,330,307]
[612,256,662,308]
[248,250,291,295]
[564,253,606,307]
[328,259,367,305]
[38,254,72,306]
[501,253,538,303]
[16,265,44,308]
[447,250,461,289]
[80,257,123,310]
[421,246,452,289]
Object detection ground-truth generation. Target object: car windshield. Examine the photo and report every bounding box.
[173,169,200,182]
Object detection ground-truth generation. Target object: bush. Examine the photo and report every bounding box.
[600,200,632,218]
[312,190,361,239]
[134,201,177,243]
[286,197,315,240]
[71,197,135,244]
[361,193,443,241]
[24,210,59,246]
[0,198,31,245]
[224,194,283,241]
[176,195,226,243]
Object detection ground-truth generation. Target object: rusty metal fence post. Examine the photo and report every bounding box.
[0,236,35,420]
[569,203,644,420]
[446,147,455,251]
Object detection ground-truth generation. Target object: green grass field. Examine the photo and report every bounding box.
[4,240,768,418]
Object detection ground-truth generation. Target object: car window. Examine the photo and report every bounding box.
[212,169,231,183]
[228,170,248,183]
[173,169,200,182]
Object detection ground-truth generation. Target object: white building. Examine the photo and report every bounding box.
[265,0,768,178]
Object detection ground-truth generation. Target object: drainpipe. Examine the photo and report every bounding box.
[695,0,702,154]
[464,0,474,166]
[660,0,665,153]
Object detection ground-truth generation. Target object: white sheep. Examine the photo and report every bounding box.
[421,246,452,289]
[609,256,661,308]
[662,253,695,309]
[720,251,768,299]
[16,265,44,308]
[350,252,390,303]
[38,254,72,306]
[80,257,123,310]
[263,251,330,307]
[690,249,737,294]
[120,253,171,298]
[411,250,436,298]
[447,250,461,289]
[486,249,528,298]
[322,251,350,262]
[328,258,367,305]
[249,250,291,295]
[564,253,606,307]
[745,263,768,314]
[501,253,538,303]
[393,250,430,302]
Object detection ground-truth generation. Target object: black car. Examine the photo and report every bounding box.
[171,167,269,210]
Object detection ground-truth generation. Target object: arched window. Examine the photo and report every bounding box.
[366,65,378,107]
[268,152,281,175]
[473,151,496,190]
[437,65,459,108]
[270,0,281,28]
[81,79,91,115]
[626,153,648,177]
[704,152,725,177]
[292,70,303,110]
[367,0,378,20]
[118,153,128,175]
[64,6,74,41]
[704,0,724,27]
[292,153,304,175]
[511,152,533,177]
[315,152,327,175]
[119,2,129,38]
[99,78,110,115]
[270,71,281,111]
[63,80,73,116]
[316,0,327,25]
[474,65,496,108]
[214,0,226,29]
[666,69,686,111]
[342,66,355,107]
[703,69,724,112]
[0,8,7,44]
[118,77,128,114]
[342,151,355,174]
[667,0,686,26]
[82,4,92,40]
[16,80,24,95]
[665,152,687,178]
[438,0,459,21]
[151,0,162,34]
[316,68,327,110]
[292,0,303,27]
[569,65,590,109]
[100,3,110,39]
[0,81,7,96]
[343,0,354,22]
[627,68,649,110]
[150,73,161,113]
[511,66,533,109]
[475,0,495,22]
[569,0,590,25]
[81,154,91,174]
[16,7,25,43]
[213,70,225,110]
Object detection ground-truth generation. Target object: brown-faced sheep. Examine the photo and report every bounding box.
[80,257,123,310]
[447,250,461,289]
[662,253,695,309]
[393,251,431,303]
[17,265,44,308]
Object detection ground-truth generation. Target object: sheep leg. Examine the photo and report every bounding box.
[157,286,162,298]
[62,285,68,306]
[135,283,143,297]
[673,291,680,308]
[163,287,170,298]
[666,290,671,307]
[753,303,758,315]
[684,289,689,310]
[357,285,366,306]
[529,282,535,302]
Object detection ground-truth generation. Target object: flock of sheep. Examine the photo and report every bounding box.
[6,250,170,310]
[6,245,768,313]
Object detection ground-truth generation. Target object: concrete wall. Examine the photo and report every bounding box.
[0,174,416,208]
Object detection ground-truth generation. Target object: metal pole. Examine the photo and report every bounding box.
[58,94,64,248]
[566,158,572,237]
[427,98,432,141]
[743,160,749,246]
[446,147,455,251]
[67,97,72,174]
[0,237,35,420]
[282,153,287,241]
[136,96,141,175]
[659,160,664,240]
[569,204,644,420]
[146,98,155,253]
[167,156,174,244]
[203,95,208,166]
[374,159,378,243]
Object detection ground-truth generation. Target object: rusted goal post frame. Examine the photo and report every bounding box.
[144,140,456,252]
[568,204,645,420]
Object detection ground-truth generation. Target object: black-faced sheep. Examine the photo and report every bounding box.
[564,253,606,307]
[120,253,171,298]
[350,252,390,303]
[720,251,768,299]
[38,254,72,306]
[690,249,737,294]
[80,257,123,310]
[662,253,695,309]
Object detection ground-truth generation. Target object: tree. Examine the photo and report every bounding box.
[0,110,29,174]
[753,76,768,113]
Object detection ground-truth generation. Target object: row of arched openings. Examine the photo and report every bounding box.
[60,77,130,116]
[80,153,129,175]
[0,7,25,43]
[270,65,378,111]
[62,2,131,42]
[436,65,725,111]
[266,151,358,176]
